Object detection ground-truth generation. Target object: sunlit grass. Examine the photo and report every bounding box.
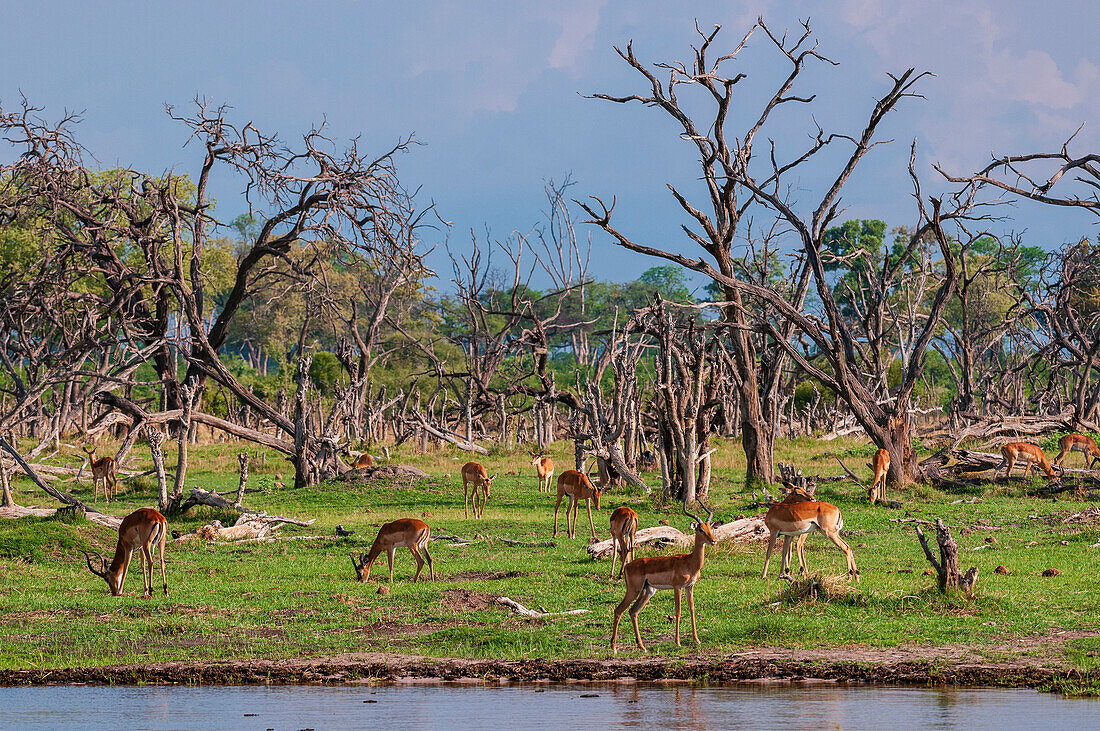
[1,435,1098,671]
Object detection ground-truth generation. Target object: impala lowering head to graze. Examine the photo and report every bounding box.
[83,508,168,597]
[531,452,555,493]
[553,469,603,539]
[611,501,716,654]
[82,444,117,504]
[1000,442,1062,479]
[348,451,374,469]
[350,518,434,583]
[868,448,890,504]
[608,506,639,580]
[460,462,495,519]
[762,489,859,582]
[1053,433,1100,470]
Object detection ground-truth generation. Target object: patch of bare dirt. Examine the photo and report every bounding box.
[441,588,495,612]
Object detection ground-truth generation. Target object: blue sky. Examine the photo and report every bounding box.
[3,1,1098,293]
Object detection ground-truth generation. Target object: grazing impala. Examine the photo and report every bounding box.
[350,518,434,583]
[868,448,890,505]
[608,506,639,579]
[1053,433,1100,470]
[553,469,603,539]
[762,490,859,581]
[82,445,118,503]
[1000,442,1062,479]
[531,453,555,493]
[349,451,374,468]
[460,462,495,519]
[82,508,168,597]
[611,501,716,654]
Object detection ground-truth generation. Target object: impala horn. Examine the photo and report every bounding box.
[682,500,703,526]
[82,550,108,579]
[697,498,715,525]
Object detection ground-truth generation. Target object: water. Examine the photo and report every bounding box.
[2,683,1097,730]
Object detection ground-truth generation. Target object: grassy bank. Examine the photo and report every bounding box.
[1,437,1098,687]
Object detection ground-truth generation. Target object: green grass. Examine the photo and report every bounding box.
[1,436,1098,674]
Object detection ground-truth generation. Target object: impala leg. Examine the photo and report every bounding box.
[568,496,578,539]
[118,550,132,595]
[673,587,682,647]
[779,535,794,578]
[464,481,470,519]
[824,528,859,581]
[610,539,618,580]
[142,543,155,597]
[421,538,435,580]
[409,545,424,582]
[687,585,699,644]
[586,499,596,539]
[796,533,810,577]
[762,531,779,578]
[387,546,396,582]
[611,582,641,654]
[629,584,657,653]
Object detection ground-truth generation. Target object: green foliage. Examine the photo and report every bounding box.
[308,351,344,394]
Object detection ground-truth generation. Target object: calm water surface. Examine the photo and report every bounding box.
[3,683,1098,730]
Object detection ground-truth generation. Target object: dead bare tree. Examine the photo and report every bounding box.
[583,20,969,484]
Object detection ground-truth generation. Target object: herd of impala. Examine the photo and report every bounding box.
[80,432,1100,652]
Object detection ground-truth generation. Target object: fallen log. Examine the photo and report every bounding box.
[168,486,313,526]
[586,515,768,560]
[491,596,588,619]
[335,464,431,482]
[0,505,121,529]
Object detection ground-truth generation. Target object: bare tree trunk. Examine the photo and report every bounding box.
[0,458,14,507]
[172,384,194,499]
[145,427,168,512]
[235,452,249,506]
[915,518,979,594]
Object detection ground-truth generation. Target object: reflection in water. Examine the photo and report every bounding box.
[2,682,1098,730]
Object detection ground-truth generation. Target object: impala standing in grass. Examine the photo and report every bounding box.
[1053,433,1100,470]
[868,448,890,504]
[531,453,555,493]
[762,487,859,581]
[1000,442,1062,479]
[461,462,495,519]
[83,507,168,597]
[608,506,638,579]
[611,501,716,654]
[553,469,602,539]
[82,444,118,504]
[351,518,434,583]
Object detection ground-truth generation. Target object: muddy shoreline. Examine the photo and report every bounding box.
[0,651,1077,689]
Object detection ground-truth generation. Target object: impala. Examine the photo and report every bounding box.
[349,451,374,468]
[1053,433,1100,470]
[762,490,859,581]
[608,505,639,579]
[531,453,555,493]
[611,501,716,654]
[1000,442,1062,479]
[553,469,603,539]
[83,507,168,597]
[82,445,118,503]
[350,518,434,582]
[460,462,495,519]
[868,448,890,504]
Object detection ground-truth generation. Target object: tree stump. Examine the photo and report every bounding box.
[914,518,979,594]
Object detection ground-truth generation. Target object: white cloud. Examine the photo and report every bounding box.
[547,2,607,73]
